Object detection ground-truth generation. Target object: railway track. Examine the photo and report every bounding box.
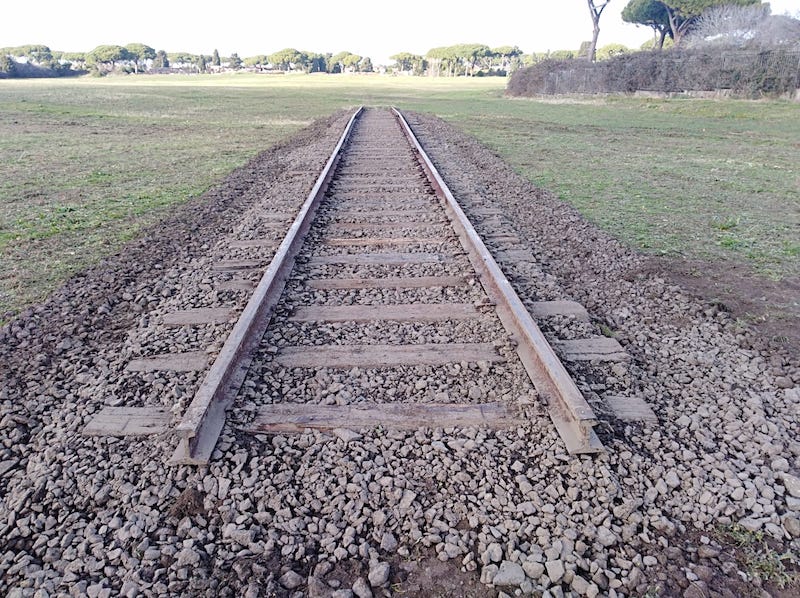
[157,107,604,465]
[15,105,791,598]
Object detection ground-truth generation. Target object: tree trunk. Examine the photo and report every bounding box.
[667,10,689,46]
[658,28,667,50]
[586,1,606,62]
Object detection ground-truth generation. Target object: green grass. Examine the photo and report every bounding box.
[446,96,800,280]
[0,73,798,317]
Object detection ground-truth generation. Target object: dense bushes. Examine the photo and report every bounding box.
[507,49,800,98]
[0,57,79,79]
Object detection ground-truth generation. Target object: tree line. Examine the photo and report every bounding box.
[0,40,662,80]
[0,44,377,77]
[595,0,764,56]
[390,44,525,77]
[6,2,794,79]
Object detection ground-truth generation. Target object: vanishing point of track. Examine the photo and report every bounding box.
[167,107,602,465]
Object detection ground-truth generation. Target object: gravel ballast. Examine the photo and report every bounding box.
[1,108,798,597]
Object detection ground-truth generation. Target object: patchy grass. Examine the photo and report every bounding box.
[0,75,500,317]
[1,74,798,320]
[717,524,798,591]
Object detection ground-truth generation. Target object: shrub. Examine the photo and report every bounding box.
[506,49,800,98]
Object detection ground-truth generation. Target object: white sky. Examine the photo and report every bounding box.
[4,0,800,65]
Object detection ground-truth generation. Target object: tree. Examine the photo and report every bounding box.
[6,45,53,64]
[195,54,207,73]
[359,56,373,72]
[425,44,492,76]
[87,45,131,71]
[61,52,86,62]
[0,55,17,76]
[391,52,413,72]
[596,43,632,59]
[640,36,675,49]
[152,50,169,69]
[549,49,577,60]
[243,54,269,69]
[125,43,155,73]
[688,4,800,48]
[391,52,426,74]
[212,48,221,67]
[329,51,361,73]
[341,53,362,72]
[754,13,800,48]
[53,51,83,72]
[523,52,546,66]
[660,0,761,44]
[622,0,673,49]
[455,44,492,75]
[269,48,304,71]
[228,52,242,70]
[168,52,197,66]
[586,1,612,61]
[492,46,524,73]
[305,53,327,73]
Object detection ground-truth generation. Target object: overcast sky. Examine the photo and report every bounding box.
[4,0,800,64]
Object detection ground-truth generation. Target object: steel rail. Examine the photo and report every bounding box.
[392,108,603,454]
[170,107,364,465]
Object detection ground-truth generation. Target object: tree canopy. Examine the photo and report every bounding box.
[243,54,269,67]
[61,52,86,62]
[623,0,762,45]
[597,43,632,59]
[426,44,492,76]
[663,0,760,17]
[390,52,426,74]
[125,43,155,61]
[687,4,800,48]
[305,53,328,73]
[0,45,53,63]
[622,0,673,48]
[268,48,305,70]
[152,50,169,69]
[167,52,197,65]
[87,45,131,69]
[329,51,363,73]
[662,0,762,42]
[124,43,155,73]
[0,55,17,75]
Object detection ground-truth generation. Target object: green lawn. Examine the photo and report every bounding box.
[452,96,800,280]
[0,74,797,317]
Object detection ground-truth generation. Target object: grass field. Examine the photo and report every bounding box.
[1,74,798,319]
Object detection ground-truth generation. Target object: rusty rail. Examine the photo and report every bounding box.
[170,107,364,465]
[171,105,601,464]
[392,108,603,454]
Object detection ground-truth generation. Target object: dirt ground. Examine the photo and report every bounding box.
[654,257,800,353]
